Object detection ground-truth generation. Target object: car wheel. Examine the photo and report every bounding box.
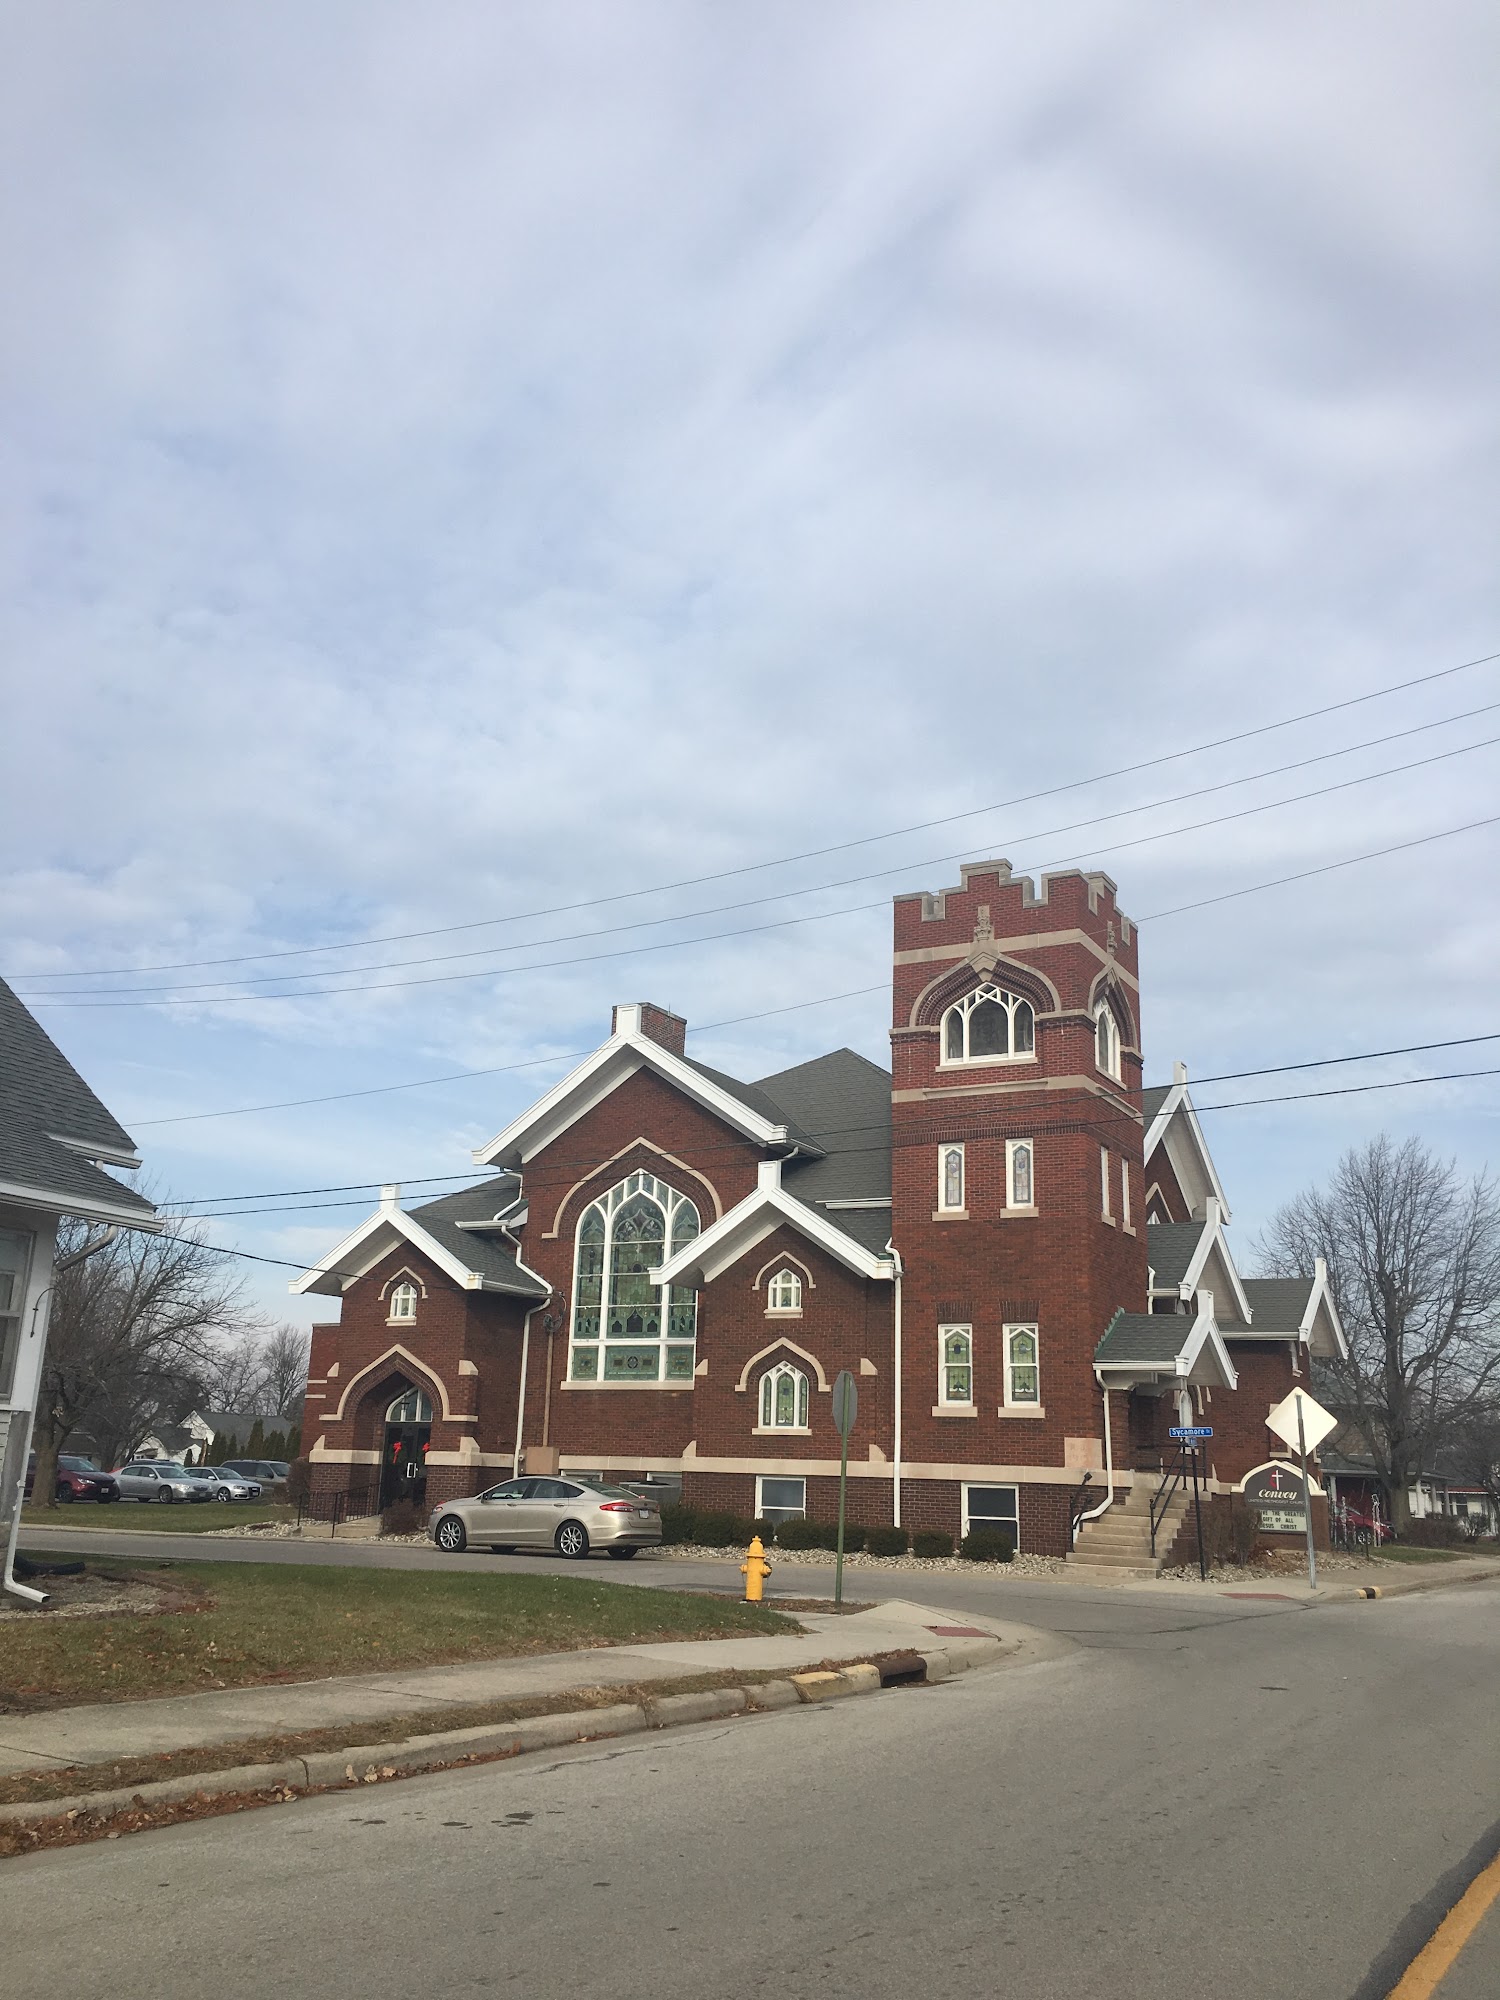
[214,1490,231,1502]
[434,1515,467,1553]
[555,1521,590,1559]
[156,1486,174,1502]
[56,1486,74,1503]
[607,1546,639,1560]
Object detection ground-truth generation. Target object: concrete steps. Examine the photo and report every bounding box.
[1068,1482,1191,1577]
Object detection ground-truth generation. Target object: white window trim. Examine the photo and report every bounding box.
[765,1267,804,1317]
[937,1322,975,1411]
[936,1143,966,1216]
[961,1481,1021,1547]
[1002,1322,1041,1413]
[569,1168,700,1386]
[756,1473,807,1523]
[1120,1156,1133,1233]
[386,1280,419,1326]
[757,1360,811,1433]
[1095,1003,1122,1081]
[1101,1146,1115,1224]
[938,984,1039,1070]
[1004,1137,1037,1214]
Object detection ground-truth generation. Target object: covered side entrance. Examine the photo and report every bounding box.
[380,1386,433,1509]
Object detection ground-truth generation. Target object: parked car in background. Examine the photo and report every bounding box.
[113,1460,211,1503]
[429,1477,664,1557]
[24,1453,120,1503]
[220,1459,289,1484]
[182,1465,262,1501]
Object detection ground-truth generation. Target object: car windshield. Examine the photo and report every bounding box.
[59,1457,99,1472]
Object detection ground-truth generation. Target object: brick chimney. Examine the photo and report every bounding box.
[611,1001,688,1056]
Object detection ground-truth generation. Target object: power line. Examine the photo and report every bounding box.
[24,742,1500,1010]
[162,1026,1500,1207]
[15,645,1499,983]
[24,700,1500,1000]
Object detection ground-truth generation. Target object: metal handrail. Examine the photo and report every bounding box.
[1149,1446,1190,1557]
[1067,1471,1095,1546]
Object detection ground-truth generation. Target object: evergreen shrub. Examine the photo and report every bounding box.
[912,1529,954,1558]
[865,1525,910,1556]
[959,1528,1015,1562]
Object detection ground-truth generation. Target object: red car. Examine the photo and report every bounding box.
[24,1453,121,1503]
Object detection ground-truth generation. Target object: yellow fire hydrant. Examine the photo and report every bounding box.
[741,1535,773,1603]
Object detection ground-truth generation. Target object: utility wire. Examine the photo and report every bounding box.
[161,1026,1500,1207]
[24,741,1500,1009]
[23,700,1500,999]
[15,645,1498,983]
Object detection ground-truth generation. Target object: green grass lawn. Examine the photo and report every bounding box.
[1369,1543,1468,1564]
[0,1556,797,1709]
[21,1502,295,1533]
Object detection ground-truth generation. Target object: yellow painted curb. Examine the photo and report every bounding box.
[1386,1846,1500,1999]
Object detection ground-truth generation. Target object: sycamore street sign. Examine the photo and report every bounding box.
[1169,1425,1213,1440]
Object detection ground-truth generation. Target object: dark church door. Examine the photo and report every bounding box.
[380,1386,434,1509]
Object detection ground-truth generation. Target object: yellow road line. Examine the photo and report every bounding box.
[1387,1846,1500,1999]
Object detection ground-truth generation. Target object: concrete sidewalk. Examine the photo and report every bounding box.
[0,1598,1017,1780]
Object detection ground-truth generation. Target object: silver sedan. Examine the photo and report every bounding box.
[113,1460,212,1502]
[429,1476,662,1559]
[182,1465,263,1501]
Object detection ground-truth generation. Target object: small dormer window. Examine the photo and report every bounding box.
[941,985,1035,1065]
[1095,1005,1122,1080]
[388,1281,418,1323]
[767,1268,802,1313]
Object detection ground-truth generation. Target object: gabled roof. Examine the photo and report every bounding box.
[1142,1065,1231,1224]
[657,1159,896,1286]
[757,1049,893,1249]
[1095,1296,1239,1389]
[0,976,157,1226]
[292,1176,550,1300]
[1230,1265,1348,1358]
[1146,1201,1253,1326]
[472,1011,810,1171]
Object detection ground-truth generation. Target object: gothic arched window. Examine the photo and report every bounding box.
[1095,1004,1122,1080]
[386,1280,418,1323]
[759,1362,810,1430]
[942,985,1036,1065]
[569,1170,700,1384]
[767,1268,802,1313]
[386,1386,433,1423]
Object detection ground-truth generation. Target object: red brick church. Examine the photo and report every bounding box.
[294,858,1344,1564]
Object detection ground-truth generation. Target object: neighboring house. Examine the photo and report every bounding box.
[0,977,157,1599]
[134,1409,286,1464]
[293,857,1341,1557]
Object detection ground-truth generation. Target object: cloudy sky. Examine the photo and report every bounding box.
[3,2,1497,1320]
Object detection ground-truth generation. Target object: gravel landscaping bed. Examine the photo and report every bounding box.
[646,1543,1070,1578]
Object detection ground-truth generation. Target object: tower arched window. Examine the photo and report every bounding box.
[569,1169,700,1384]
[1095,1004,1122,1080]
[941,985,1036,1065]
[387,1280,418,1323]
[759,1361,810,1430]
[767,1268,802,1313]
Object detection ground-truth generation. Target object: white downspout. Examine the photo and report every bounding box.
[1074,1374,1118,1536]
[888,1240,903,1530]
[498,1213,552,1482]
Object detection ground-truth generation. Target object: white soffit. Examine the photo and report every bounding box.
[472,1032,789,1170]
[291,1209,483,1298]
[659,1177,894,1287]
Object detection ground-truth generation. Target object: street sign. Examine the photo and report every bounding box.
[831,1370,858,1440]
[1266,1388,1336,1454]
[1169,1425,1213,1440]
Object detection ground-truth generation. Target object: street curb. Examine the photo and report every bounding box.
[0,1637,1006,1837]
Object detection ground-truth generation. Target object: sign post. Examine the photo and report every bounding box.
[831,1370,857,1608]
[1265,1389,1337,1591]
[1170,1425,1213,1578]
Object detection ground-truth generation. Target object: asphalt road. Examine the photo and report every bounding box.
[6,1554,1498,1999]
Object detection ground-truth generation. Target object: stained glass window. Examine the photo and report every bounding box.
[1006,1326,1040,1405]
[1009,1140,1033,1208]
[940,1324,973,1405]
[941,1146,964,1211]
[760,1362,810,1429]
[569,1171,699,1383]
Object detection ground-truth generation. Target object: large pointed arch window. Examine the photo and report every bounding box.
[569,1170,700,1384]
[941,985,1035,1065]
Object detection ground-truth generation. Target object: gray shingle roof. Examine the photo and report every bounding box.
[756,1050,893,1249]
[0,976,156,1221]
[1147,1219,1207,1290]
[1141,1084,1174,1125]
[679,1056,824,1155]
[1239,1276,1315,1334]
[1095,1310,1193,1365]
[410,1176,550,1298]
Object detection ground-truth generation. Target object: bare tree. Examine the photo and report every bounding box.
[258,1324,311,1418]
[30,1216,254,1510]
[1257,1135,1500,1529]
[202,1327,270,1413]
[1445,1399,1500,1517]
